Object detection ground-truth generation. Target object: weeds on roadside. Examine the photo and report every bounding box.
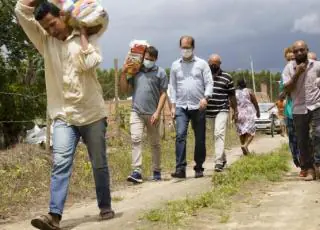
[144,145,290,226]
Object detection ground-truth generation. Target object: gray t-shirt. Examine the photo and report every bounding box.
[130,65,168,115]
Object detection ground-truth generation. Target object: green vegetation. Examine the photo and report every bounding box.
[144,145,290,227]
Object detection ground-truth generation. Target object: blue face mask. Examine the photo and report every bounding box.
[143,59,155,69]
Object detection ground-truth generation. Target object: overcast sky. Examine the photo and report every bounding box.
[100,0,320,72]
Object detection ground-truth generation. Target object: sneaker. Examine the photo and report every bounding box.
[171,170,186,179]
[304,168,316,181]
[299,169,307,177]
[214,164,224,172]
[127,170,143,183]
[153,171,162,181]
[195,171,204,178]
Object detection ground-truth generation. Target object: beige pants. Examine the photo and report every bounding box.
[130,111,161,172]
[211,112,229,165]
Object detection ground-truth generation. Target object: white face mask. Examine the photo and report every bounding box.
[181,48,193,59]
[143,59,155,69]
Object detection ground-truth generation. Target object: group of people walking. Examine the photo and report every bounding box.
[121,35,261,182]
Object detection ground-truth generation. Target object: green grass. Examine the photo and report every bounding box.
[144,145,290,226]
[0,116,239,220]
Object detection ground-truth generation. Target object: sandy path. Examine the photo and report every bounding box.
[2,135,286,230]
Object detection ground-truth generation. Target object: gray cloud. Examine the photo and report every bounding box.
[293,13,320,34]
[99,0,320,71]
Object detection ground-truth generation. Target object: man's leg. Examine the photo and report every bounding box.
[129,112,145,175]
[311,108,320,168]
[213,112,229,167]
[32,120,80,229]
[49,120,80,216]
[79,118,114,218]
[173,107,189,174]
[286,118,300,167]
[294,113,314,180]
[191,109,206,172]
[145,115,161,179]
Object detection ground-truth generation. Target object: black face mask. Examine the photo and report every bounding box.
[210,65,220,74]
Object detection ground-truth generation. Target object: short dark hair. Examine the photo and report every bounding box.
[146,46,158,59]
[34,1,61,21]
[179,36,195,48]
[237,78,247,89]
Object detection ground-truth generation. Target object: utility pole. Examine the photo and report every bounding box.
[114,58,120,137]
[45,108,51,153]
[270,71,273,102]
[250,56,256,93]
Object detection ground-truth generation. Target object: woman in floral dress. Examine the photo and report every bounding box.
[235,79,260,155]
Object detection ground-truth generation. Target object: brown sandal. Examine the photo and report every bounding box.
[31,214,61,230]
[99,209,115,221]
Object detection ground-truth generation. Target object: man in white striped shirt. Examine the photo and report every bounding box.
[207,54,238,172]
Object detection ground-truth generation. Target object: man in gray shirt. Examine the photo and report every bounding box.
[282,40,320,181]
[120,46,168,183]
[169,36,213,178]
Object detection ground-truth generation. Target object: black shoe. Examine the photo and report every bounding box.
[171,170,186,178]
[222,160,227,168]
[214,164,224,172]
[195,171,204,178]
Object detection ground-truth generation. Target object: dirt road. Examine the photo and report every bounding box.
[2,135,286,230]
[186,164,320,230]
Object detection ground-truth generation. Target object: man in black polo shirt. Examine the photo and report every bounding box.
[207,54,238,172]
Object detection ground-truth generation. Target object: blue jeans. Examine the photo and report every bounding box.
[175,107,206,172]
[285,118,300,167]
[49,118,111,216]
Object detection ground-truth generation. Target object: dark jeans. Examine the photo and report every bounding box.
[285,118,300,167]
[293,108,320,170]
[50,118,111,216]
[175,107,206,172]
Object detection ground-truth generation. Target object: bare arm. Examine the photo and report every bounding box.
[229,95,238,113]
[156,91,167,114]
[250,91,260,117]
[150,91,168,125]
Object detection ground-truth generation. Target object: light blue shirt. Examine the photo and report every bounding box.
[169,56,213,110]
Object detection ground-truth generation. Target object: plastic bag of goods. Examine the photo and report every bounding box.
[126,40,149,77]
[50,0,108,31]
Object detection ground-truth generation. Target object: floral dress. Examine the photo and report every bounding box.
[235,88,257,135]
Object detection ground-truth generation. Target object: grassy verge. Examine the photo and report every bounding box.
[143,145,290,227]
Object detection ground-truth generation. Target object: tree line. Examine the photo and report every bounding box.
[0,0,281,148]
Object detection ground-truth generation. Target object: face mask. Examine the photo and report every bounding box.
[143,59,155,69]
[181,48,193,59]
[210,65,220,74]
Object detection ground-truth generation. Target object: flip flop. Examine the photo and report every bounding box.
[31,215,61,230]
